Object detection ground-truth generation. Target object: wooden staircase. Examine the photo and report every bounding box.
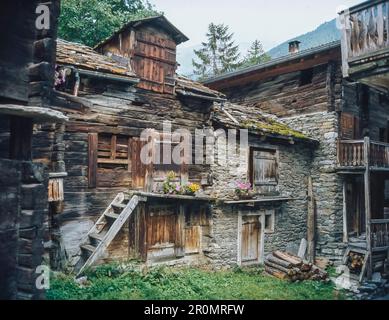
[76,192,140,276]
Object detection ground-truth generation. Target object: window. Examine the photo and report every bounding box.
[250,148,278,188]
[88,133,132,188]
[299,68,313,86]
[264,210,275,233]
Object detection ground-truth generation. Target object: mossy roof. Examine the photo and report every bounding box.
[212,102,317,144]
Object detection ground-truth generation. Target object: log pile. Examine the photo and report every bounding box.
[264,251,328,282]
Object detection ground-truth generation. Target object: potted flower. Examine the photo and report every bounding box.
[235,181,253,200]
[184,183,201,196]
[162,171,181,195]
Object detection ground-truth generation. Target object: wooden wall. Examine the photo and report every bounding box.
[32,81,213,234]
[221,62,342,118]
[98,25,177,94]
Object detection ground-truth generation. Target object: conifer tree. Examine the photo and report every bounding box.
[192,23,240,79]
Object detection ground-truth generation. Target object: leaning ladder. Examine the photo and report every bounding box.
[76,192,140,276]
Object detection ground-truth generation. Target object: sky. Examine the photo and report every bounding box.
[148,0,362,50]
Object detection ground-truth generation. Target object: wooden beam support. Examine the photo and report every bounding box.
[364,136,373,279]
[307,176,316,263]
[343,179,349,243]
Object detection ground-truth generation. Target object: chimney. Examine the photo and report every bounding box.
[289,40,301,54]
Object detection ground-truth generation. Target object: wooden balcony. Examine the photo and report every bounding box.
[340,0,389,90]
[337,138,389,170]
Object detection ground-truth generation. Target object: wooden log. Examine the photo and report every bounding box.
[265,266,288,280]
[264,260,290,274]
[273,251,303,267]
[266,254,293,269]
[28,62,52,81]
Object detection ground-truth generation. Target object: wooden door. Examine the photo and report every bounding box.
[340,112,360,140]
[241,216,261,263]
[146,205,177,261]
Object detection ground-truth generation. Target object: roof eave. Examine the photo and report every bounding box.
[203,41,341,85]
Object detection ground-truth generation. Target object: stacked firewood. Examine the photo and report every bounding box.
[264,251,328,282]
[346,252,364,273]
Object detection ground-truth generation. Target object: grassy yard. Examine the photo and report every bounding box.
[47,264,346,300]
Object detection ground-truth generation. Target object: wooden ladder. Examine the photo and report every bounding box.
[76,192,140,276]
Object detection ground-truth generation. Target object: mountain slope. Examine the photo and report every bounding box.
[267,19,340,58]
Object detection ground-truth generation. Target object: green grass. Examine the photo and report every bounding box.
[47,264,346,300]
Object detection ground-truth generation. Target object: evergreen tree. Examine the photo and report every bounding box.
[241,40,271,67]
[192,23,240,79]
[58,0,159,47]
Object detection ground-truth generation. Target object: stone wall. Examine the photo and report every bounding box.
[282,111,346,263]
[0,159,48,299]
[205,135,314,267]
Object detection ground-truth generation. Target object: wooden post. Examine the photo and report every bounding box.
[307,176,316,263]
[259,213,266,264]
[343,179,349,243]
[175,204,185,258]
[364,136,372,279]
[9,116,33,160]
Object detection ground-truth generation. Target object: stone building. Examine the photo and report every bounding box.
[204,0,389,276]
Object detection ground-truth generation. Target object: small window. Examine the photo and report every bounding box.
[264,210,275,233]
[299,68,313,86]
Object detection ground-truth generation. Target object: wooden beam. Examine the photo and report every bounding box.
[88,133,98,188]
[307,176,316,263]
[364,136,372,279]
[343,179,349,243]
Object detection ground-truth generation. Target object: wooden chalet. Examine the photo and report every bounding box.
[339,0,389,278]
[33,16,226,271]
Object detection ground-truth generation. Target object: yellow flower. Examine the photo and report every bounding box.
[187,183,200,194]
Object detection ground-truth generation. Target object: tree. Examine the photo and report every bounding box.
[58,0,159,47]
[192,23,240,79]
[241,40,271,67]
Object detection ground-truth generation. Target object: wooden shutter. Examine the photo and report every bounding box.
[96,134,132,187]
[88,133,98,188]
[340,112,360,139]
[131,137,147,190]
[252,149,277,186]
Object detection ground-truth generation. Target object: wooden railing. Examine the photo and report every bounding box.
[370,141,389,167]
[338,138,389,168]
[337,140,365,167]
[371,219,389,250]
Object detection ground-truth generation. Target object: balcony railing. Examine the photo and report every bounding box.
[340,0,389,76]
[371,219,389,250]
[337,138,389,168]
